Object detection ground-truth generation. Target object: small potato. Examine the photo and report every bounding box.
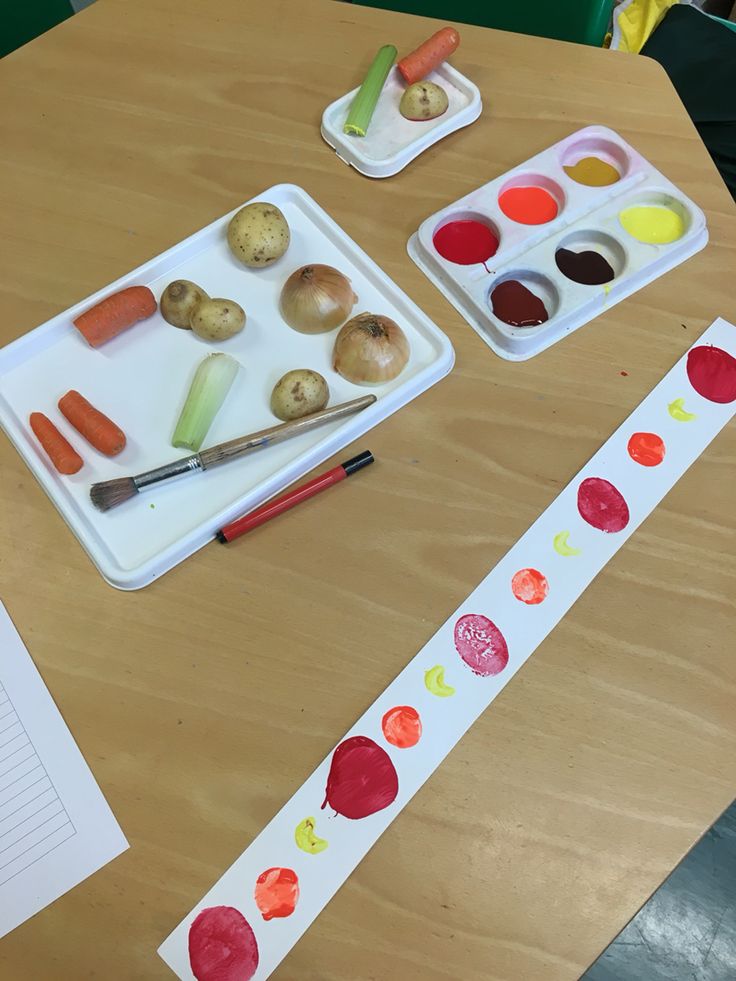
[160,280,208,329]
[399,81,449,121]
[190,297,246,342]
[270,369,329,421]
[227,202,290,268]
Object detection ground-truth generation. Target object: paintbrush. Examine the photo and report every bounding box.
[90,394,377,512]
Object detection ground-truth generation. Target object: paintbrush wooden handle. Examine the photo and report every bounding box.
[198,395,377,469]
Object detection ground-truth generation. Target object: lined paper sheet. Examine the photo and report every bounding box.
[0,601,127,938]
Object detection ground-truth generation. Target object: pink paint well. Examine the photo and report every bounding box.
[686,345,736,403]
[454,614,509,677]
[188,906,259,981]
[322,735,398,819]
[577,477,630,533]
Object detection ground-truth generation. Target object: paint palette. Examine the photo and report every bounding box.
[321,65,482,178]
[0,185,453,589]
[408,126,708,360]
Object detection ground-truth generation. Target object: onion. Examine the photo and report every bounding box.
[280,264,357,334]
[332,313,410,385]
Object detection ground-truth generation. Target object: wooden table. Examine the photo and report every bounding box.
[1,1,735,978]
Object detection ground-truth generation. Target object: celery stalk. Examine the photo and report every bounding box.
[344,45,397,137]
[172,353,239,451]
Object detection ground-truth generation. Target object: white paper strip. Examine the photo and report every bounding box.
[160,318,736,981]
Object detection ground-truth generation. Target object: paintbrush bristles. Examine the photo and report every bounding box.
[90,477,138,512]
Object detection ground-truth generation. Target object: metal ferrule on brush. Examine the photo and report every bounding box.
[132,454,204,490]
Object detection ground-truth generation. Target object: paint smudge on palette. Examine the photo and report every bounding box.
[563,156,620,187]
[619,205,684,244]
[454,614,509,677]
[382,706,422,748]
[294,817,328,855]
[188,906,259,981]
[686,346,736,403]
[553,530,581,556]
[433,219,499,268]
[499,185,559,225]
[628,432,665,467]
[254,868,299,921]
[577,477,629,533]
[511,568,549,605]
[555,247,615,285]
[424,664,455,696]
[491,280,549,327]
[668,397,696,422]
[322,736,399,819]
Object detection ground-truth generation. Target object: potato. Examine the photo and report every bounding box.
[399,81,449,121]
[190,298,245,342]
[270,369,329,421]
[227,202,290,268]
[160,280,208,329]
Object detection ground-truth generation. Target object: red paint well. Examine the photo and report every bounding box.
[686,345,736,403]
[577,477,630,533]
[322,735,398,819]
[454,614,509,677]
[433,220,499,266]
[491,279,549,327]
[498,186,558,225]
[627,432,665,467]
[188,906,259,981]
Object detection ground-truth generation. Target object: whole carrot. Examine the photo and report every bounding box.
[73,285,157,348]
[398,27,460,85]
[29,412,83,475]
[58,391,127,456]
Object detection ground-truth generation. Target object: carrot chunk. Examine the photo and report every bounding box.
[58,391,126,456]
[73,285,156,348]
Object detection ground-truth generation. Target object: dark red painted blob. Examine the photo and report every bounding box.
[555,247,615,285]
[188,906,259,981]
[433,220,499,265]
[454,614,509,677]
[577,477,630,533]
[686,345,736,404]
[322,735,398,820]
[491,280,549,327]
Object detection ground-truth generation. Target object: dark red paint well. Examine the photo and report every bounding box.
[322,735,399,820]
[490,280,549,327]
[188,906,259,981]
[577,477,630,533]
[686,345,736,404]
[433,220,499,266]
[555,247,615,285]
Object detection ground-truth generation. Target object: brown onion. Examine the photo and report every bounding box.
[280,264,357,334]
[332,313,410,385]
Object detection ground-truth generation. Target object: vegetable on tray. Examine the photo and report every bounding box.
[191,298,246,342]
[271,369,329,421]
[333,313,410,384]
[344,45,398,137]
[58,390,127,456]
[29,412,83,475]
[400,81,449,121]
[280,264,357,334]
[172,353,239,451]
[397,27,460,86]
[160,280,209,329]
[227,203,290,268]
[73,285,156,348]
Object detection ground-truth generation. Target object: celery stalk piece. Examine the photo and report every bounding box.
[172,353,239,452]
[344,45,398,137]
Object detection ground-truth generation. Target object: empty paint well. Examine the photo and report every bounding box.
[554,230,626,285]
[489,272,558,328]
[561,136,629,186]
[498,174,563,225]
[433,213,500,265]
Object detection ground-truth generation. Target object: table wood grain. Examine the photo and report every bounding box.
[1,1,735,978]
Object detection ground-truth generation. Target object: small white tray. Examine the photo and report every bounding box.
[321,64,482,178]
[408,125,708,360]
[0,185,454,590]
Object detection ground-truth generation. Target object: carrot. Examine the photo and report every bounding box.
[29,412,83,475]
[398,27,460,85]
[73,285,157,348]
[58,391,127,456]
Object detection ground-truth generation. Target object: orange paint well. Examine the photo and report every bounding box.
[627,432,665,467]
[254,867,299,921]
[511,568,549,605]
[498,186,558,225]
[381,706,422,749]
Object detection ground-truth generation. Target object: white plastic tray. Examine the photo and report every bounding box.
[0,185,454,590]
[321,64,482,178]
[408,126,708,360]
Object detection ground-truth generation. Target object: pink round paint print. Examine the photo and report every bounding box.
[454,614,509,677]
[577,477,630,533]
[188,905,259,981]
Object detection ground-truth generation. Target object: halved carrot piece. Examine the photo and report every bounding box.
[58,391,126,456]
[29,412,83,474]
[73,285,156,348]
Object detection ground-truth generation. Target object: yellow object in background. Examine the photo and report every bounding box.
[611,0,679,53]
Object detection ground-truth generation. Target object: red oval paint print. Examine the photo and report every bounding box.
[188,906,259,981]
[381,706,422,748]
[454,614,509,677]
[686,345,736,403]
[322,735,398,819]
[627,432,665,467]
[254,867,299,921]
[577,477,630,533]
